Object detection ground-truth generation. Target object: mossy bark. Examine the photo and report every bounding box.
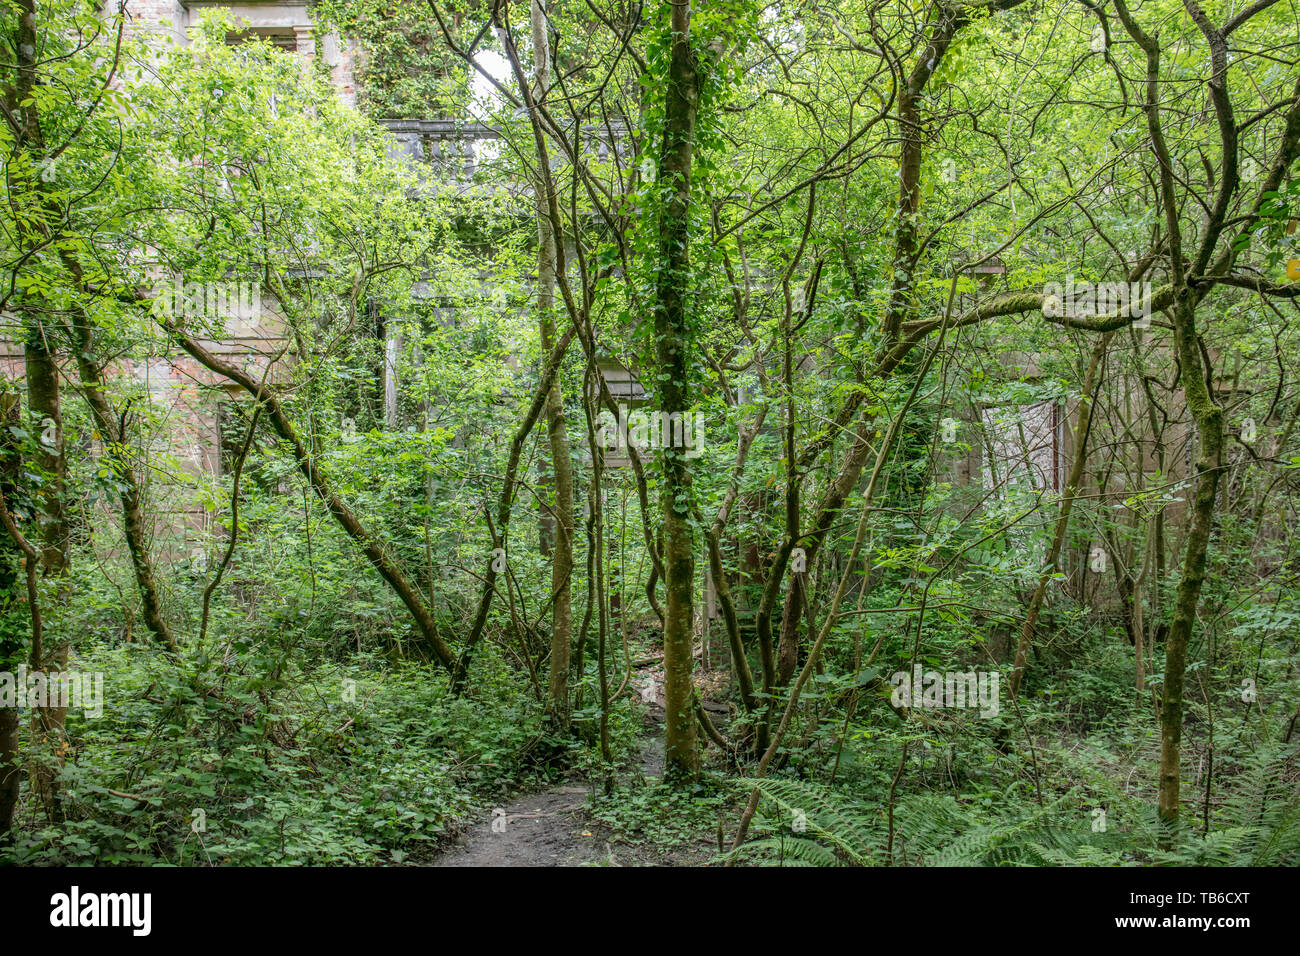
[532,0,575,732]
[655,0,701,780]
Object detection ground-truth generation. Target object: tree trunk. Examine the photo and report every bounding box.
[1158,293,1224,835]
[8,0,70,823]
[450,323,577,692]
[655,0,702,780]
[1008,333,1109,698]
[70,322,177,653]
[24,332,69,823]
[531,0,575,732]
[0,389,23,837]
[771,12,964,688]
[164,322,459,673]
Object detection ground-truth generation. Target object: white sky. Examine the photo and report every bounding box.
[470,50,511,121]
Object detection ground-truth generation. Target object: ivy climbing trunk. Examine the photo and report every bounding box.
[655,0,702,781]
[8,0,71,823]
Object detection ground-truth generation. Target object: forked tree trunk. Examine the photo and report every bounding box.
[450,324,577,692]
[771,11,965,689]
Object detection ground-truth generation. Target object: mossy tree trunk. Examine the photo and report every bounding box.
[531,0,575,732]
[655,0,702,781]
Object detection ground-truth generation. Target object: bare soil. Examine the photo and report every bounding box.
[431,673,716,867]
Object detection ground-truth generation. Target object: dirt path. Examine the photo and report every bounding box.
[430,651,729,867]
[430,656,728,867]
[432,712,669,867]
[433,783,620,867]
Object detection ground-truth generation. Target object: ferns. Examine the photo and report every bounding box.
[724,778,877,866]
[1187,743,1300,866]
[724,743,1300,866]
